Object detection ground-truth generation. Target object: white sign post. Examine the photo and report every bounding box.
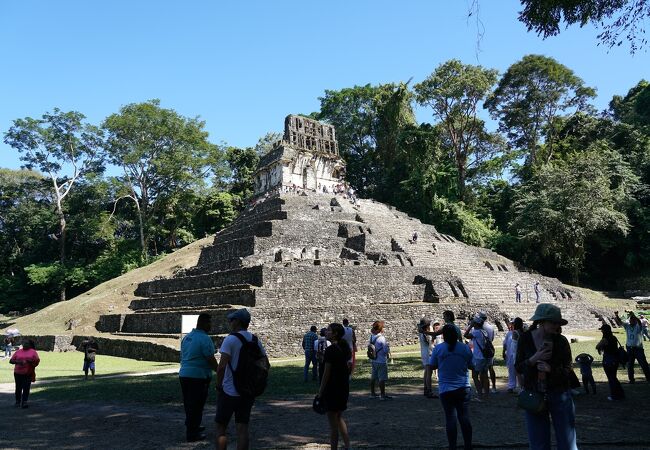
[181,314,199,337]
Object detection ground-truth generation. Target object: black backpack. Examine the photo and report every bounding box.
[228,333,270,398]
[476,330,495,359]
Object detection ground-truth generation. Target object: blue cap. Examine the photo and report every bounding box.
[227,308,251,325]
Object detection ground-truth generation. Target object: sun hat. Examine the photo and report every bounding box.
[529,303,568,325]
[227,308,251,325]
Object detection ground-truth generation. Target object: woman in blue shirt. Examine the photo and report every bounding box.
[429,324,474,450]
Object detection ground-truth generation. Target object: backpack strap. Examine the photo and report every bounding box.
[474,329,486,352]
[227,332,249,373]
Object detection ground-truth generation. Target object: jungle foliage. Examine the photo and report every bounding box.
[2,57,649,311]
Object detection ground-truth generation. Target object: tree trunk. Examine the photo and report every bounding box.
[58,209,67,301]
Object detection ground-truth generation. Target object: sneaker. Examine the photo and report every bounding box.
[186,433,206,443]
[379,395,393,400]
[491,387,498,394]
[369,393,379,399]
[607,396,613,401]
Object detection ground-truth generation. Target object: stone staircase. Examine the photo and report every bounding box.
[96,192,613,357]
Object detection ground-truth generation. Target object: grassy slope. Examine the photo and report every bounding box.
[1,236,213,336]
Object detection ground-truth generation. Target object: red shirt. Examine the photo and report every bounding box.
[10,348,40,376]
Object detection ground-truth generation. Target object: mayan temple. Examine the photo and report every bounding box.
[97,115,611,357]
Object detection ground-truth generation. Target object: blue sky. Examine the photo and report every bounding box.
[1,1,647,170]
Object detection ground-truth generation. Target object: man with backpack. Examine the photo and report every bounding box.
[464,317,494,400]
[477,311,498,393]
[368,320,392,400]
[215,308,268,450]
[314,327,330,382]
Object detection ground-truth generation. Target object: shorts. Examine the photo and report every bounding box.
[371,362,388,382]
[83,361,95,371]
[215,392,254,425]
[472,358,488,373]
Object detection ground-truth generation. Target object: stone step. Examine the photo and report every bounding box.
[134,266,264,297]
[129,287,256,310]
[120,308,237,335]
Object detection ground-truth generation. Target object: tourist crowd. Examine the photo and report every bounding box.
[7,303,645,450]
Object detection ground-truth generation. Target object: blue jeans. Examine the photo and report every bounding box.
[524,391,577,450]
[626,346,650,382]
[304,353,317,381]
[439,387,472,450]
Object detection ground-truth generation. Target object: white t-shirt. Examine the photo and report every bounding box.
[419,333,433,365]
[219,330,266,396]
[482,322,495,341]
[343,326,355,351]
[371,333,388,364]
[314,336,331,353]
[469,328,487,360]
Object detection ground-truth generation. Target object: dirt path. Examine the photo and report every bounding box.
[1,378,649,449]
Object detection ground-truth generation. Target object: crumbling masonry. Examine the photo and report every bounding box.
[97,116,611,357]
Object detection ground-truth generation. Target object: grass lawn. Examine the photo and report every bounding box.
[0,351,179,384]
[21,332,645,406]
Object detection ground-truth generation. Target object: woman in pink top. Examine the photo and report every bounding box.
[10,339,40,408]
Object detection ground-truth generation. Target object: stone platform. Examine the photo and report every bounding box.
[97,192,612,358]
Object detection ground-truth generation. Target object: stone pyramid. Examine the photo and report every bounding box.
[97,116,609,357]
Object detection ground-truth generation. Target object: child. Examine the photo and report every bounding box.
[575,353,596,394]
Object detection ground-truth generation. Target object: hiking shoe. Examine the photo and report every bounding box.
[186,433,206,442]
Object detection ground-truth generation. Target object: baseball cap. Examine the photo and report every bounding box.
[227,308,251,325]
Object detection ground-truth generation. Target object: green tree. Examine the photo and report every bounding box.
[223,146,260,207]
[517,0,649,53]
[317,84,382,195]
[102,100,217,257]
[254,132,282,156]
[511,144,636,284]
[4,109,104,300]
[610,79,650,131]
[414,60,501,201]
[485,55,596,170]
[193,190,238,236]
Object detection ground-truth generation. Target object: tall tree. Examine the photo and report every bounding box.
[414,60,500,201]
[317,84,382,196]
[511,144,636,284]
[102,100,217,257]
[517,0,649,53]
[4,109,104,300]
[223,146,260,207]
[485,55,596,170]
[610,79,650,131]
